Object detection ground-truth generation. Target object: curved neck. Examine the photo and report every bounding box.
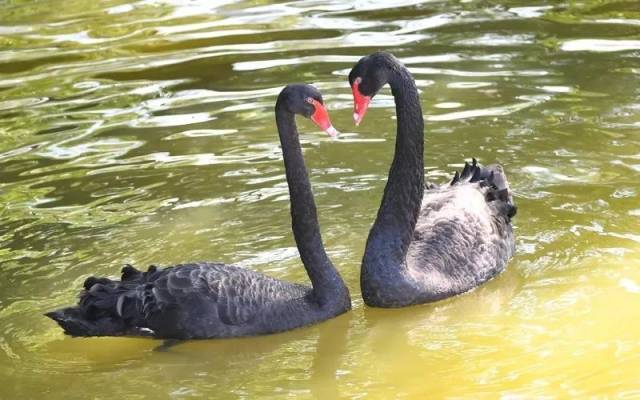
[275,104,346,306]
[367,65,425,264]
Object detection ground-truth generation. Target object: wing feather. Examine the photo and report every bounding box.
[142,263,306,328]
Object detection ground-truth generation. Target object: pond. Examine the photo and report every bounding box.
[1,0,639,398]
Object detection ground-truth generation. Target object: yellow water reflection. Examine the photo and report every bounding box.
[1,0,640,398]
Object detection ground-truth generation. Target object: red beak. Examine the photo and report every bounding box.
[309,98,338,137]
[352,79,371,126]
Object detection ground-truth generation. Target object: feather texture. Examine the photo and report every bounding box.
[353,52,517,307]
[45,84,350,339]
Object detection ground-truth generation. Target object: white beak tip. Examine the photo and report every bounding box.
[325,125,339,138]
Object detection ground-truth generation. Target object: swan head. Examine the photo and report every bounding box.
[348,52,400,126]
[278,84,339,137]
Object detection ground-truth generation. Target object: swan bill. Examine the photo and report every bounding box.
[351,78,371,126]
[309,97,339,137]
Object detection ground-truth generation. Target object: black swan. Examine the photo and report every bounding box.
[349,52,517,308]
[46,84,350,339]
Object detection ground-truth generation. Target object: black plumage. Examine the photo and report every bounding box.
[350,52,517,308]
[45,84,351,339]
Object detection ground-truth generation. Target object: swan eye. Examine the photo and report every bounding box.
[305,97,314,104]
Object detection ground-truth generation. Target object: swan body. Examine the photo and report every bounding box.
[48,263,336,339]
[46,84,350,339]
[361,161,516,307]
[350,52,516,308]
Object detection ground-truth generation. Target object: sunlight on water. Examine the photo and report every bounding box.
[1,0,639,398]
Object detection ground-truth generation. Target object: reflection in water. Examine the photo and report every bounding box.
[1,0,640,398]
[309,314,351,400]
[356,270,522,397]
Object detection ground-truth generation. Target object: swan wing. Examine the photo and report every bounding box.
[409,178,515,288]
[143,263,306,327]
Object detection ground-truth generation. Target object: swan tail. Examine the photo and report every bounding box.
[451,158,517,220]
[45,265,161,337]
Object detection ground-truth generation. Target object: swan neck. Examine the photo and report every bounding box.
[274,105,347,306]
[367,65,425,263]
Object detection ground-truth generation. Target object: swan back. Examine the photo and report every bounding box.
[403,175,515,300]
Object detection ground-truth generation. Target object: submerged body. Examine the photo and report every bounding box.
[46,84,350,339]
[350,52,517,308]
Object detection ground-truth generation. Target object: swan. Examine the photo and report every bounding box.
[46,84,351,339]
[349,52,517,308]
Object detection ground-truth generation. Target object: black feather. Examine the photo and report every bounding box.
[449,159,516,221]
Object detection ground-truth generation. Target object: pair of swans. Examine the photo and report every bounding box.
[47,52,516,340]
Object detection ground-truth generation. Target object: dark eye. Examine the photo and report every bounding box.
[305,97,313,104]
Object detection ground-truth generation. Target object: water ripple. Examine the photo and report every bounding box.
[1,0,640,398]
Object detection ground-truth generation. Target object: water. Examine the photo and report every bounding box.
[1,0,639,398]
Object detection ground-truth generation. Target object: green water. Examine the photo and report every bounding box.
[1,0,640,398]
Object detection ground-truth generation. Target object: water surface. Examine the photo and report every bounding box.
[1,0,640,398]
